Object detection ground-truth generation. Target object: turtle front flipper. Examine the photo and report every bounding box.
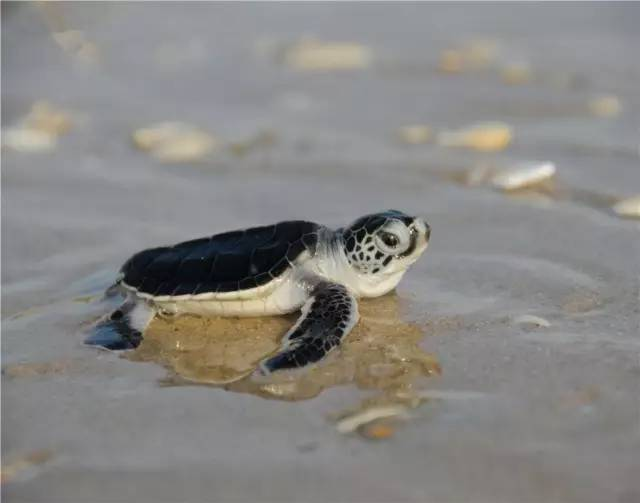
[259,282,359,374]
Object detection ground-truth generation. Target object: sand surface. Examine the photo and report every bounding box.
[2,3,639,502]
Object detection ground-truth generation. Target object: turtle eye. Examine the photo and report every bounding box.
[380,232,399,248]
[374,221,411,256]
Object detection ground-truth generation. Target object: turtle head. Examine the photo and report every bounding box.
[341,210,430,277]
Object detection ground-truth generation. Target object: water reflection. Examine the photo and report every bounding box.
[128,293,441,402]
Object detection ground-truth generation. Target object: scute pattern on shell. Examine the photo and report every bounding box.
[120,221,319,296]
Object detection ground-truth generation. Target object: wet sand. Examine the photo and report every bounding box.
[2,3,640,502]
[130,294,442,402]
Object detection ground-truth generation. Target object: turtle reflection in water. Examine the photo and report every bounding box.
[88,210,431,375]
[129,292,441,402]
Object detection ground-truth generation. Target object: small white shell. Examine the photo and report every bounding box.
[336,405,409,434]
[2,101,74,153]
[491,161,556,191]
[612,195,640,219]
[132,122,218,163]
[2,128,55,152]
[513,315,551,328]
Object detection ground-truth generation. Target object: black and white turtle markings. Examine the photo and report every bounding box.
[260,282,358,373]
[344,227,394,275]
[87,210,430,373]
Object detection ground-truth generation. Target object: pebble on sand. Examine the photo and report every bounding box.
[438,49,466,74]
[358,420,397,440]
[397,125,433,145]
[513,315,551,328]
[283,39,372,71]
[25,101,74,136]
[437,122,513,152]
[132,122,218,163]
[2,129,56,152]
[336,405,409,434]
[438,39,499,73]
[491,161,556,191]
[501,63,533,85]
[587,94,621,118]
[612,195,640,219]
[2,101,73,153]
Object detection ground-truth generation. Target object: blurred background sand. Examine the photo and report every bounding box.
[2,3,639,502]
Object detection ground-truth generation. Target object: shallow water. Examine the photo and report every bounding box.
[2,3,640,502]
[130,294,442,403]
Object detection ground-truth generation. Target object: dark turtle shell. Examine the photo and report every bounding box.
[120,221,319,297]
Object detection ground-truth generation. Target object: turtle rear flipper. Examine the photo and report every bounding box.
[259,282,358,374]
[85,301,154,350]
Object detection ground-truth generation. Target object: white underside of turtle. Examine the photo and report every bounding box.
[87,210,430,374]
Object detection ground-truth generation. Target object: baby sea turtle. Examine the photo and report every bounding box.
[87,210,431,374]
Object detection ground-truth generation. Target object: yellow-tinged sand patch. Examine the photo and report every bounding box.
[24,101,74,136]
[2,358,90,378]
[129,294,442,403]
[587,94,622,118]
[438,49,466,74]
[501,63,533,85]
[283,39,372,71]
[358,419,399,440]
[438,39,500,74]
[561,291,602,315]
[397,125,433,145]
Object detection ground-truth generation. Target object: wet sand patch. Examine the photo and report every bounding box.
[128,294,441,403]
[2,358,90,378]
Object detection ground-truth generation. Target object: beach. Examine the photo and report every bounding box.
[2,3,639,502]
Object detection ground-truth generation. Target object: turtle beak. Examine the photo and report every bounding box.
[413,217,431,243]
[423,221,431,241]
[398,217,429,262]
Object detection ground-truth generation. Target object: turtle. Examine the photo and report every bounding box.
[87,210,431,374]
